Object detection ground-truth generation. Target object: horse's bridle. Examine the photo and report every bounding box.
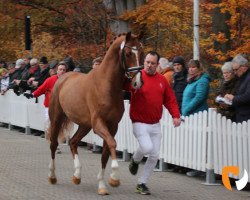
[121,43,144,80]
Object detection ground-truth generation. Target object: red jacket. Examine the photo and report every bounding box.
[33,75,58,107]
[125,69,180,124]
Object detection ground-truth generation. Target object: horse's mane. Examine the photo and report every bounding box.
[102,33,127,57]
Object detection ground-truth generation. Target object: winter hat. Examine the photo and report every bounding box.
[49,60,58,69]
[15,59,26,69]
[39,56,48,64]
[172,56,185,67]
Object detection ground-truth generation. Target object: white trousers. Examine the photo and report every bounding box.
[132,122,162,184]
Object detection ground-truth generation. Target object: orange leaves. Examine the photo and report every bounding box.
[211,32,228,43]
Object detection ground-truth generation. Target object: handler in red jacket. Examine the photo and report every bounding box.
[24,62,67,139]
[125,51,181,195]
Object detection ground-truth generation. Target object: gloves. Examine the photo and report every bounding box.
[23,92,34,99]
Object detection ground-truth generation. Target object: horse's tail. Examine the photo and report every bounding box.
[47,81,73,143]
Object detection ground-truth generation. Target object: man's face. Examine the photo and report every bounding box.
[92,62,100,69]
[232,62,246,77]
[144,54,158,75]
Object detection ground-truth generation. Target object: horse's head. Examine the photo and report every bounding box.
[120,32,144,89]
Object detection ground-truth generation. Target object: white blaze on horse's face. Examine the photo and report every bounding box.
[131,47,140,67]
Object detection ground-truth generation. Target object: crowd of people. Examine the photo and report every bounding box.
[0,55,75,137]
[0,52,249,195]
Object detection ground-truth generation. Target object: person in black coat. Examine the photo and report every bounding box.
[225,54,250,123]
[216,61,239,121]
[172,56,188,113]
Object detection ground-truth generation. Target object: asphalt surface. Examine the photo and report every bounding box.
[0,126,249,200]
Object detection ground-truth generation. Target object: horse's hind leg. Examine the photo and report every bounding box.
[69,125,90,185]
[48,110,67,184]
[48,120,60,184]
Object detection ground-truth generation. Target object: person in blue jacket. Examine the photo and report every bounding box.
[181,59,211,177]
[182,59,211,117]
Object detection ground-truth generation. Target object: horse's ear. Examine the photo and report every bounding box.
[125,32,132,42]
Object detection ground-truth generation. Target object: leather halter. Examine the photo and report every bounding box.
[121,43,144,79]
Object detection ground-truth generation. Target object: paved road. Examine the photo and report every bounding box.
[0,127,249,200]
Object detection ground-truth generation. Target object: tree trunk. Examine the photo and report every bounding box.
[212,0,231,53]
[103,0,145,34]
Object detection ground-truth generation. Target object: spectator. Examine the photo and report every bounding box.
[27,56,50,90]
[182,59,211,177]
[7,62,16,83]
[125,51,181,195]
[9,59,26,95]
[156,57,174,85]
[48,60,58,76]
[167,56,188,173]
[172,56,188,112]
[23,55,32,69]
[92,57,102,69]
[64,55,75,71]
[225,54,250,123]
[13,58,40,92]
[0,60,7,75]
[23,62,67,142]
[0,68,10,95]
[216,62,238,121]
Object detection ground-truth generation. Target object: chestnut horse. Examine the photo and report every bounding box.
[48,32,144,195]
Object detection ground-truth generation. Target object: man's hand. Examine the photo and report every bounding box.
[173,118,181,127]
[23,92,34,99]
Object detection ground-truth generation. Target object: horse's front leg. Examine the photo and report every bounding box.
[94,122,120,195]
[97,141,120,195]
[97,142,110,195]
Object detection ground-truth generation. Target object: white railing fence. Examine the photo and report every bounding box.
[0,90,249,182]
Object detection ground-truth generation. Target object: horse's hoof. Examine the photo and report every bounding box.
[108,178,120,187]
[48,177,57,184]
[72,176,81,185]
[98,188,109,195]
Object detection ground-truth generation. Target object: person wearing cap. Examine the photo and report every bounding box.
[14,59,26,78]
[156,57,174,85]
[9,59,26,95]
[48,60,58,76]
[172,56,188,112]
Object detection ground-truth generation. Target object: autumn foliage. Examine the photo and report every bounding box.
[0,0,249,69]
